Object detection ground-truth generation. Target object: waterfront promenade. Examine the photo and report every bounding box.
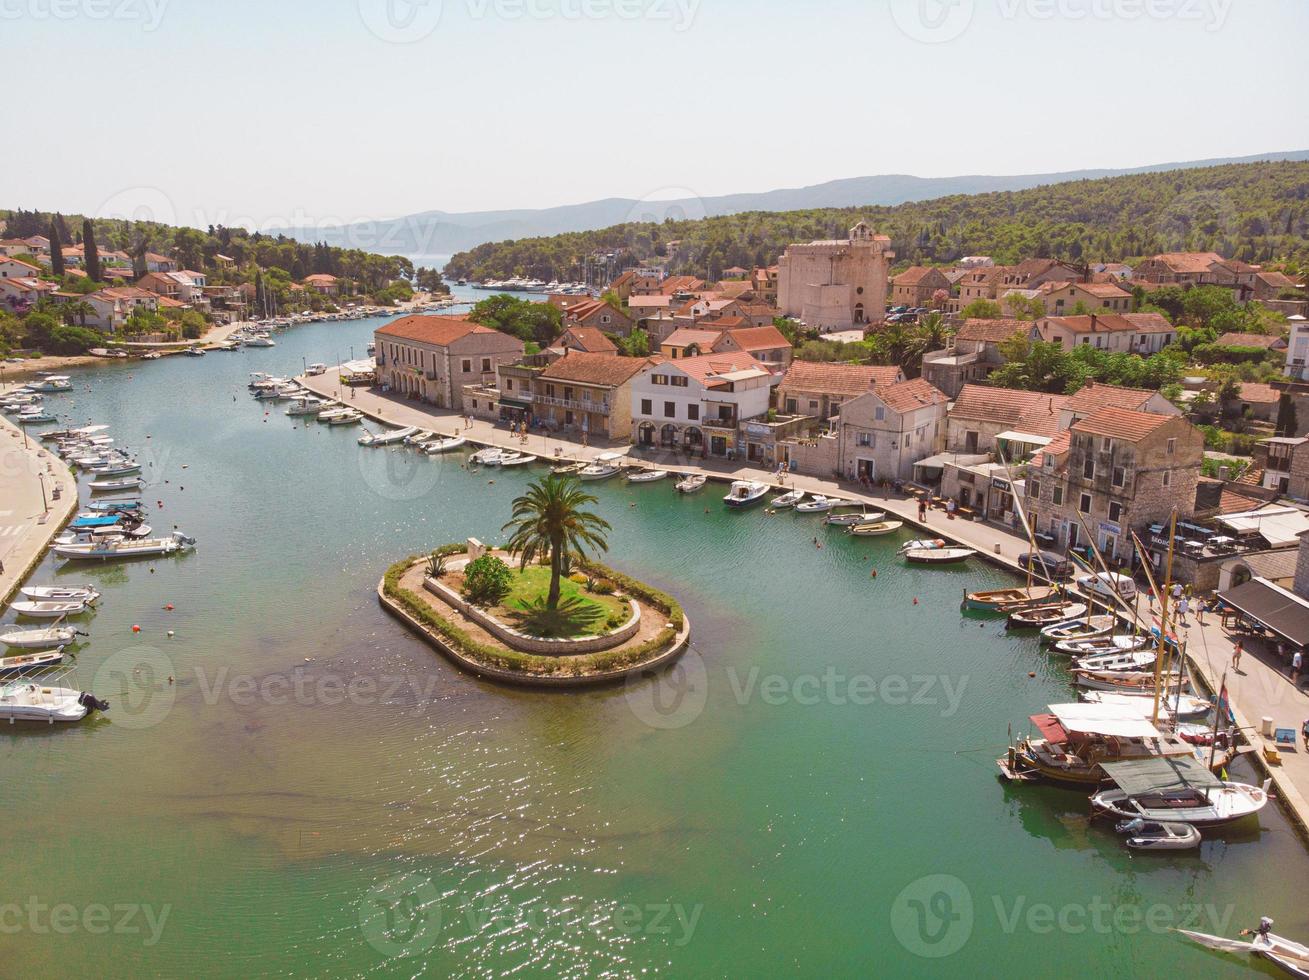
[299,366,1309,839]
[0,415,78,602]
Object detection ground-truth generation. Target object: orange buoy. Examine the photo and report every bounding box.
[165,603,174,611]
[131,625,141,633]
[912,597,918,605]
[871,569,877,578]
[1028,671,1036,678]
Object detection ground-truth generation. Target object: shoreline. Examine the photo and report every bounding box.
[0,416,79,603]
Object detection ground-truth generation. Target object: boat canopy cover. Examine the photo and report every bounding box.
[1028,714,1068,743]
[1047,703,1161,738]
[1099,756,1222,796]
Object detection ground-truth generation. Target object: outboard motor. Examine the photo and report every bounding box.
[78,692,110,714]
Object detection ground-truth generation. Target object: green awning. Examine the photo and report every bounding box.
[1099,756,1222,796]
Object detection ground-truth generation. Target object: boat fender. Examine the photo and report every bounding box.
[166,631,174,638]
[165,604,173,611]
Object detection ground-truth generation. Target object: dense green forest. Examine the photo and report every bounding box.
[444,161,1309,283]
[1,208,414,289]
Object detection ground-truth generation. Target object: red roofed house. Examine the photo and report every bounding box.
[776,361,904,421]
[630,351,778,459]
[946,384,1069,457]
[1132,253,1258,296]
[1031,312,1175,355]
[144,252,178,274]
[303,273,340,296]
[375,315,524,409]
[532,350,656,440]
[561,297,633,336]
[890,266,952,308]
[709,325,793,370]
[83,286,159,332]
[0,257,43,280]
[1058,381,1179,429]
[553,325,618,355]
[921,318,1025,397]
[831,378,949,482]
[0,277,57,312]
[1036,280,1133,314]
[1025,407,1203,560]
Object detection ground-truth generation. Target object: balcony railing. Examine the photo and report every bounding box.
[535,394,608,413]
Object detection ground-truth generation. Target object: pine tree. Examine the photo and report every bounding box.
[82,218,102,282]
[49,219,65,277]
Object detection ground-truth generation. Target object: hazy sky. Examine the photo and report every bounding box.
[7,0,1308,229]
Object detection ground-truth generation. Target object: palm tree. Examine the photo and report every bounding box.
[502,475,611,610]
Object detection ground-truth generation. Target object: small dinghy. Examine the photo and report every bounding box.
[770,489,805,509]
[327,411,362,426]
[675,474,707,493]
[848,520,904,537]
[1073,647,1157,673]
[404,430,433,445]
[1008,602,1087,628]
[1040,615,1117,645]
[19,585,99,604]
[87,499,140,512]
[724,481,769,507]
[904,547,975,565]
[1054,633,1151,657]
[88,461,141,477]
[795,495,837,513]
[422,436,467,454]
[497,452,536,467]
[626,468,668,483]
[9,599,90,619]
[964,586,1057,611]
[1114,818,1201,851]
[0,650,64,676]
[825,509,885,526]
[0,626,80,649]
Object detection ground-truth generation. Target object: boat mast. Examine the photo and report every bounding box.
[1150,512,1178,726]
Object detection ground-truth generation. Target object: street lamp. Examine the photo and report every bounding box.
[37,472,47,514]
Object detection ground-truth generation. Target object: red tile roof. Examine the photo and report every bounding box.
[1030,430,1071,469]
[715,325,790,351]
[539,351,653,387]
[556,326,617,354]
[668,350,767,387]
[1238,382,1280,405]
[1150,251,1226,274]
[955,318,1025,344]
[663,328,721,349]
[950,384,1068,437]
[1042,313,1137,333]
[1216,332,1284,349]
[1070,407,1175,442]
[1121,312,1173,332]
[1063,381,1163,416]
[877,377,948,414]
[778,361,903,397]
[377,314,510,347]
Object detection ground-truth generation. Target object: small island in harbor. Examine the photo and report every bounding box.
[378,474,690,686]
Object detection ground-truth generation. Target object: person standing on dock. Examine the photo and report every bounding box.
[1292,649,1303,685]
[918,499,927,522]
[1232,640,1243,670]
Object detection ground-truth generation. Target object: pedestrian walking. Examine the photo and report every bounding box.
[1171,582,1183,603]
[1232,640,1243,670]
[918,499,927,522]
[1195,597,1206,626]
[1293,649,1303,685]
[1177,596,1190,627]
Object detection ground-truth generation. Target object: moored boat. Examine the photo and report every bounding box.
[770,489,805,509]
[1072,648,1157,673]
[1006,602,1087,628]
[0,680,108,723]
[904,547,974,565]
[19,585,99,604]
[848,520,904,536]
[9,599,91,619]
[1053,633,1151,657]
[497,452,536,467]
[1039,614,1117,645]
[358,425,419,447]
[0,626,80,649]
[1114,818,1202,851]
[795,495,838,513]
[626,468,669,483]
[964,585,1057,611]
[825,509,885,526]
[724,481,769,508]
[52,530,195,561]
[675,474,707,493]
[0,650,64,676]
[1080,691,1213,719]
[1091,766,1268,827]
[88,477,144,493]
[422,436,467,454]
[1071,668,1188,694]
[1176,923,1309,975]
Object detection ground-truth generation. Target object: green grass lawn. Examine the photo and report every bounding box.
[491,565,629,638]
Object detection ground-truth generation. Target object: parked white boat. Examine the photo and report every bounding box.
[0,626,79,649]
[422,436,467,454]
[286,398,326,416]
[0,680,107,723]
[579,461,620,481]
[1176,924,1309,975]
[88,461,141,477]
[0,650,64,676]
[358,425,419,446]
[1073,648,1157,673]
[724,481,769,508]
[824,509,886,526]
[497,452,536,467]
[675,474,707,493]
[16,410,56,424]
[1039,615,1117,645]
[88,477,144,492]
[404,430,433,445]
[848,520,905,536]
[794,495,837,513]
[1114,818,1202,851]
[1072,669,1188,693]
[470,447,504,465]
[52,530,195,561]
[904,547,975,565]
[1053,633,1152,657]
[627,468,669,483]
[898,538,949,554]
[316,408,353,422]
[9,599,90,619]
[770,489,805,509]
[327,411,362,426]
[1092,781,1268,827]
[19,586,99,604]
[28,376,72,393]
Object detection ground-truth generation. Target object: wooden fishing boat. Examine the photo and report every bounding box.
[825,509,885,526]
[1039,615,1117,645]
[963,585,1056,611]
[0,650,64,676]
[1053,633,1151,657]
[1073,648,1157,673]
[1092,780,1268,827]
[770,489,805,509]
[1114,818,1201,851]
[1071,669,1188,694]
[1007,602,1087,628]
[626,468,669,483]
[847,520,904,537]
[551,461,585,476]
[904,547,974,565]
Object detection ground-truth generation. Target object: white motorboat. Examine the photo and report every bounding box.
[627,468,669,483]
[16,410,56,424]
[88,460,141,477]
[898,538,949,554]
[770,489,805,508]
[1053,633,1151,657]
[29,376,72,393]
[825,509,886,526]
[497,452,536,467]
[19,585,99,604]
[52,530,195,561]
[1114,818,1202,851]
[1073,648,1157,673]
[794,495,838,513]
[0,680,107,723]
[422,436,467,454]
[244,333,276,347]
[0,650,64,676]
[724,481,769,507]
[848,520,905,536]
[1039,615,1117,645]
[1081,691,1213,719]
[9,599,90,619]
[316,408,353,422]
[1092,781,1268,827]
[0,626,80,649]
[904,547,975,565]
[327,411,362,426]
[88,477,144,492]
[358,425,418,446]
[184,347,206,356]
[286,398,326,416]
[675,474,707,493]
[579,461,620,481]
[470,447,504,465]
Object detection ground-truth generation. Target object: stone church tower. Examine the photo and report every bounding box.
[777,221,895,332]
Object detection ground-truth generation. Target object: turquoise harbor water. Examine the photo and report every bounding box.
[2,313,1307,978]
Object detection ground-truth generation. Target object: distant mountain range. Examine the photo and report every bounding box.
[268,150,1309,261]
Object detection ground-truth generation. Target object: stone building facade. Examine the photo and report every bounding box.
[374,315,524,411]
[776,222,894,332]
